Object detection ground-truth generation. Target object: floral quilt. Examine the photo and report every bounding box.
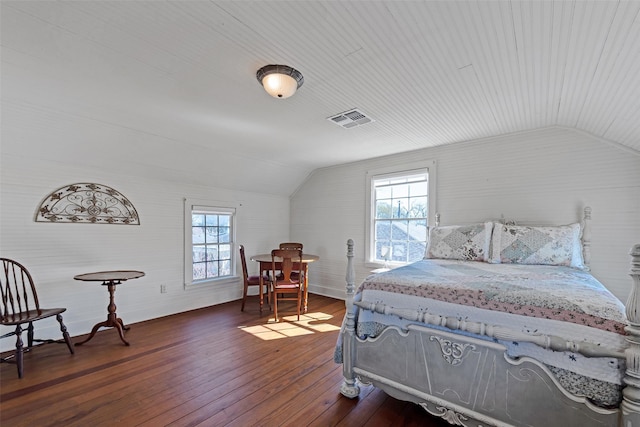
[359,259,626,334]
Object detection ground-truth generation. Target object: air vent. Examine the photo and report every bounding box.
[327,108,374,129]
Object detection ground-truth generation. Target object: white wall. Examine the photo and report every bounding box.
[292,127,640,303]
[0,156,290,352]
[2,124,638,353]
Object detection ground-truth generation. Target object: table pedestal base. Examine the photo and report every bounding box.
[75,281,130,346]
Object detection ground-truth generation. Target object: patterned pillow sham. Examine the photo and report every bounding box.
[489,222,585,269]
[425,222,493,262]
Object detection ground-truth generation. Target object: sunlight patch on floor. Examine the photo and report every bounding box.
[239,312,341,340]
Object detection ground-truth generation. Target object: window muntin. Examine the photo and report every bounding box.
[184,200,236,287]
[365,161,436,267]
[372,171,428,264]
[191,212,232,281]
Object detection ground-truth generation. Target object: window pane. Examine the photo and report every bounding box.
[219,226,230,243]
[391,242,407,262]
[205,261,217,278]
[376,186,391,199]
[193,262,206,280]
[192,214,205,226]
[409,182,428,196]
[409,219,428,236]
[206,245,218,261]
[193,245,206,262]
[219,259,231,276]
[205,215,218,226]
[219,215,230,227]
[375,220,391,242]
[219,244,231,260]
[391,220,408,239]
[205,226,218,243]
[376,242,392,261]
[408,196,428,218]
[391,199,409,219]
[193,226,205,244]
[375,200,391,219]
[391,184,409,198]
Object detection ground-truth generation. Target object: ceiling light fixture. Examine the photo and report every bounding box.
[256,64,304,99]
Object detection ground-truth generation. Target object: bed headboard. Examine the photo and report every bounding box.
[431,206,592,270]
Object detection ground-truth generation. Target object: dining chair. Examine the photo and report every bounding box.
[239,245,270,312]
[277,243,303,280]
[270,248,304,322]
[1,258,74,378]
[279,242,303,250]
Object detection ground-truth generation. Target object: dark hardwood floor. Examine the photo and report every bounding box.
[1,294,451,427]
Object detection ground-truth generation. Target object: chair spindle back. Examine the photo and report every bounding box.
[1,258,41,320]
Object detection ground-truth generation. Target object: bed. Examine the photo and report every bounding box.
[335,207,640,426]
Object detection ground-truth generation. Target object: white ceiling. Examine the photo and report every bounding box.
[2,1,639,195]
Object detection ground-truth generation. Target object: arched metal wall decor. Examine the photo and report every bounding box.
[35,183,140,224]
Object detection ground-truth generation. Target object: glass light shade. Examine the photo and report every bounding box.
[262,73,298,98]
[256,64,304,99]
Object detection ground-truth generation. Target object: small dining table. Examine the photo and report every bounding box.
[250,253,319,313]
[74,270,145,346]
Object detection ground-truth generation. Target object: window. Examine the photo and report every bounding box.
[184,200,236,287]
[366,161,436,266]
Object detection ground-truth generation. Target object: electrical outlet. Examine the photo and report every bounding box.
[160,284,167,294]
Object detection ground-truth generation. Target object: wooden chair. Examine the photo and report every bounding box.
[270,248,304,322]
[1,258,74,378]
[279,242,303,250]
[239,245,270,312]
[277,243,303,280]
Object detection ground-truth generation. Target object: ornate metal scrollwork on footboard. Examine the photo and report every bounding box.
[429,336,476,366]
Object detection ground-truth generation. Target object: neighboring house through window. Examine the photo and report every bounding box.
[184,199,237,287]
[365,160,437,266]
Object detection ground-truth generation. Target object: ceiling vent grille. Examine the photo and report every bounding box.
[327,109,374,129]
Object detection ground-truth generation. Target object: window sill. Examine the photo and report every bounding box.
[186,275,240,289]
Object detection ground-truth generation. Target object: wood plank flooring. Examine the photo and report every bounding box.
[0,294,451,427]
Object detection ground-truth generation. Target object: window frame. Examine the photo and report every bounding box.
[365,160,437,267]
[183,199,238,288]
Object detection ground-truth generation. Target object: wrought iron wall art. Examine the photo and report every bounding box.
[35,183,140,224]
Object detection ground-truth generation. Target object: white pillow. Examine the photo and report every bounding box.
[489,222,585,269]
[425,222,493,262]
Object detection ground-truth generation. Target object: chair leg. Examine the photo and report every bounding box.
[297,291,301,321]
[57,314,74,354]
[15,324,24,379]
[27,321,34,347]
[241,282,248,311]
[273,288,278,322]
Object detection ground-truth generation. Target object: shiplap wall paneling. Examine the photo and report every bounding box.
[291,127,640,302]
[0,156,290,352]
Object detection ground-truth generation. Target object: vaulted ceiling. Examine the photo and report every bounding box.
[2,1,639,195]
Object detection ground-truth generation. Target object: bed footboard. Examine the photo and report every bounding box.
[340,239,640,427]
[622,244,640,425]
